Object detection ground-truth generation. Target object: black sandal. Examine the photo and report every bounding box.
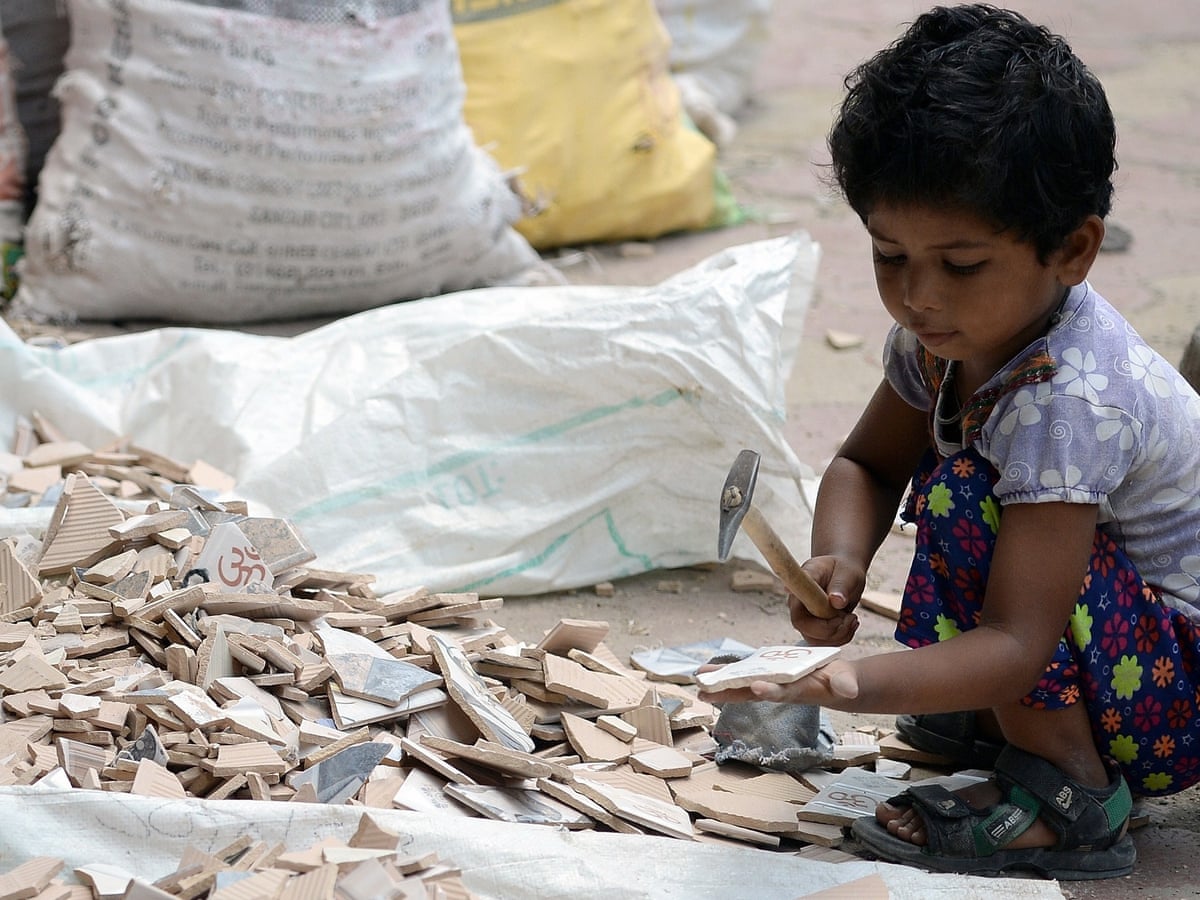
[894,711,1003,768]
[851,745,1136,880]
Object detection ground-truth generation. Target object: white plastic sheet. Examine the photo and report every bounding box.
[0,234,819,596]
[0,788,1067,899]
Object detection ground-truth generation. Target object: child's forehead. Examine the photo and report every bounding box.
[866,202,1011,245]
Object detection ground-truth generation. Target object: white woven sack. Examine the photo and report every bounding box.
[0,234,818,597]
[655,0,771,146]
[656,0,772,114]
[13,0,539,323]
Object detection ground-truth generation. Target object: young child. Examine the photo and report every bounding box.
[699,3,1200,881]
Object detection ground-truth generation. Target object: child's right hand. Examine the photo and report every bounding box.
[791,555,864,646]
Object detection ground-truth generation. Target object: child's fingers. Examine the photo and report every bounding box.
[791,599,859,645]
[800,557,865,613]
[756,662,861,704]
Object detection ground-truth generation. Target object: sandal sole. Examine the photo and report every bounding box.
[851,816,1136,881]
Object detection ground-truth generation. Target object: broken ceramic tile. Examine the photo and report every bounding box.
[117,724,168,766]
[796,772,901,827]
[694,645,841,691]
[224,698,287,744]
[572,773,696,840]
[37,474,124,576]
[430,634,534,753]
[336,655,443,705]
[332,858,395,900]
[170,484,226,512]
[630,637,755,683]
[236,517,316,574]
[0,856,63,899]
[534,618,609,655]
[289,742,391,804]
[0,538,43,612]
[206,741,288,778]
[191,522,272,593]
[75,864,134,900]
[317,624,443,705]
[197,626,237,691]
[443,783,594,828]
[130,758,188,800]
[391,767,474,817]
[326,682,447,731]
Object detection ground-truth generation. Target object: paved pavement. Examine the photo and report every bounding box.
[520,1,1200,895]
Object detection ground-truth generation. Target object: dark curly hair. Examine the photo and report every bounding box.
[828,4,1116,261]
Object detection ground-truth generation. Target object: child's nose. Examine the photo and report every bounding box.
[901,270,941,311]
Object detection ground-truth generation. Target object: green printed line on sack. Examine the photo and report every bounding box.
[291,386,688,523]
[450,0,565,24]
[28,332,199,389]
[453,506,655,592]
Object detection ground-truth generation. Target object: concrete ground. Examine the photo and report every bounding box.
[500,1,1200,896]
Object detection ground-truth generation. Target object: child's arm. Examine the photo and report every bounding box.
[792,379,929,645]
[706,498,1101,715]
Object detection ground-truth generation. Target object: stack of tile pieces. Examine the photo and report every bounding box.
[0,813,480,899]
[0,413,958,871]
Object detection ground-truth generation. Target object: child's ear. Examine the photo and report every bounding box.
[1056,215,1105,285]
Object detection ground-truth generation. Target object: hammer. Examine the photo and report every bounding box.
[717,449,835,619]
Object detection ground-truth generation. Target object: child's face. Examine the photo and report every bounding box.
[867,202,1074,387]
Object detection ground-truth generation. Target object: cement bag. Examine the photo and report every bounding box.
[454,0,717,250]
[655,0,772,147]
[0,0,65,220]
[12,0,540,324]
[0,234,819,597]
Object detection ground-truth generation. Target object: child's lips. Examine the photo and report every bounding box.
[913,327,955,347]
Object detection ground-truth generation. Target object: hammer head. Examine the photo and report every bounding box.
[717,449,760,562]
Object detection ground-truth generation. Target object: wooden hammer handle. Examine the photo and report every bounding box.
[739,506,835,619]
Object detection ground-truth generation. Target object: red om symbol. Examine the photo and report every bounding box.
[218,545,268,587]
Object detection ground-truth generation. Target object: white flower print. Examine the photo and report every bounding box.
[1039,464,1085,494]
[1095,407,1137,453]
[1133,422,1168,475]
[1054,346,1108,405]
[1184,391,1200,421]
[997,381,1053,435]
[1152,468,1200,513]
[1126,344,1176,399]
[1163,559,1200,604]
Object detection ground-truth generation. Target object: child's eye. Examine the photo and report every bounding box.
[945,261,985,275]
[873,250,906,267]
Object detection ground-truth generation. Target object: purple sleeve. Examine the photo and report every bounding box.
[882,324,931,411]
[981,387,1134,504]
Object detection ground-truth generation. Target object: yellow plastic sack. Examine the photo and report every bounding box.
[453,0,718,249]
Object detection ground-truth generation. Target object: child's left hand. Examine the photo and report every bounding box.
[696,658,860,708]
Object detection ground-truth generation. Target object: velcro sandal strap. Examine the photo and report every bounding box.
[995,744,1133,848]
[996,745,1089,823]
[895,783,1038,857]
[902,784,975,819]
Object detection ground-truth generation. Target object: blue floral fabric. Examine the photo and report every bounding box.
[899,447,1200,797]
